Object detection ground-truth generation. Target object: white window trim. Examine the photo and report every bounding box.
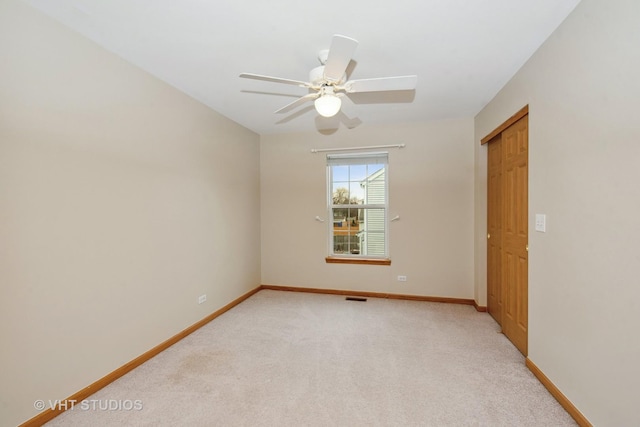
[326,153,389,260]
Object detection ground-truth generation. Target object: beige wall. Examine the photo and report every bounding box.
[474,0,640,425]
[6,0,636,424]
[261,119,474,298]
[0,2,260,425]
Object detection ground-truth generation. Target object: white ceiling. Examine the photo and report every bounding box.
[23,0,580,135]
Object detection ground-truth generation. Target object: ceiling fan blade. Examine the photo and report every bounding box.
[239,73,310,88]
[345,75,417,93]
[323,35,358,83]
[274,93,319,114]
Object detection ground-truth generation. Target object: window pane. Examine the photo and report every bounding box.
[350,207,364,224]
[349,164,367,181]
[347,208,361,231]
[367,163,384,175]
[332,183,350,204]
[331,165,349,182]
[362,167,385,204]
[332,207,385,256]
[349,182,364,204]
[332,208,360,254]
[359,208,385,256]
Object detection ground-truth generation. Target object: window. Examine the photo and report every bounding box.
[327,153,389,262]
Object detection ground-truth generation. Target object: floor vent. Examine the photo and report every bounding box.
[345,297,367,302]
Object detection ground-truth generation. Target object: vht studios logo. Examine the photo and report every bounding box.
[34,399,143,411]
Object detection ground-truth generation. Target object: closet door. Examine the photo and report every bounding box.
[487,135,503,325]
[501,115,528,356]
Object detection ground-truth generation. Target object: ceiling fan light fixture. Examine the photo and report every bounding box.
[314,92,341,118]
[239,35,417,122]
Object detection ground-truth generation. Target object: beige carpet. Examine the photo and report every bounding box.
[45,290,576,426]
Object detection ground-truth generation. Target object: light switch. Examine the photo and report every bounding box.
[535,214,546,232]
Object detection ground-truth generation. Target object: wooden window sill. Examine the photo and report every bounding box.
[325,257,391,266]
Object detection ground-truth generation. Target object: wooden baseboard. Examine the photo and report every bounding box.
[525,358,592,427]
[260,284,476,306]
[19,286,262,427]
[19,285,482,426]
[473,301,487,312]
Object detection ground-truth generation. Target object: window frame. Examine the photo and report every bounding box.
[326,152,390,263]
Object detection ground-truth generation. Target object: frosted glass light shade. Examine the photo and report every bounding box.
[314,94,342,117]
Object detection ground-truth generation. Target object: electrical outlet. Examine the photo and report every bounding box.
[397,275,407,282]
[198,294,207,304]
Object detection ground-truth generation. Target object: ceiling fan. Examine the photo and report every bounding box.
[239,35,417,118]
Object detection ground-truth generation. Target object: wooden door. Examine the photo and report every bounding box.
[487,135,503,325]
[501,115,528,355]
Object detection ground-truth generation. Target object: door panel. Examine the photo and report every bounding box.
[487,135,503,324]
[501,115,528,355]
